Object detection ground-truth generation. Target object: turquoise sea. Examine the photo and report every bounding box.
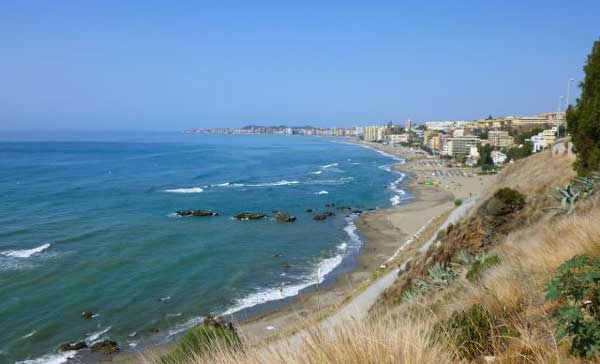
[0,131,409,363]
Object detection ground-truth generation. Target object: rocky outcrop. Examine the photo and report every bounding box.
[176,210,219,217]
[90,340,119,355]
[275,212,296,222]
[58,341,87,352]
[235,213,267,220]
[313,211,335,221]
[81,311,95,319]
[336,206,352,211]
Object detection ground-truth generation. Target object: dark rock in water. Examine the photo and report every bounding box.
[336,206,352,211]
[235,212,267,220]
[273,254,281,258]
[81,311,95,319]
[90,340,119,355]
[280,263,291,269]
[306,209,313,213]
[325,204,331,207]
[58,341,88,352]
[367,208,376,211]
[313,211,334,220]
[352,210,363,214]
[148,327,160,333]
[275,212,296,223]
[176,210,219,217]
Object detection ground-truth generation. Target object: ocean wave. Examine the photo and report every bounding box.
[1,243,51,258]
[85,326,111,344]
[21,330,37,339]
[210,178,350,188]
[315,190,329,195]
[15,351,77,364]
[310,170,323,175]
[390,195,401,206]
[357,144,406,162]
[343,220,363,247]
[167,316,204,338]
[321,163,338,169]
[163,187,204,193]
[221,254,343,317]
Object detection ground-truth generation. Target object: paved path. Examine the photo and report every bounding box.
[282,198,476,347]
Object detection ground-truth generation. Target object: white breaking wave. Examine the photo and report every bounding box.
[321,163,338,169]
[390,195,401,206]
[356,144,405,162]
[343,220,363,247]
[15,351,77,364]
[1,243,51,258]
[21,331,37,339]
[221,253,344,317]
[212,180,300,188]
[85,326,111,344]
[310,170,323,175]
[315,190,329,195]
[163,187,204,193]
[167,316,204,338]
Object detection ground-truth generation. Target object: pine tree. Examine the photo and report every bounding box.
[567,39,600,176]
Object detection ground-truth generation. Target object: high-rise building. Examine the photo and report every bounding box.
[364,125,385,142]
[405,118,412,131]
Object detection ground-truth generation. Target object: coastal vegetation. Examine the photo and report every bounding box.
[567,39,600,176]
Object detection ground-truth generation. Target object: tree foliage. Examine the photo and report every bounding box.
[545,255,600,359]
[567,39,600,176]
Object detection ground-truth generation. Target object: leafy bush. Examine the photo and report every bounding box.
[466,254,501,281]
[545,255,600,359]
[482,188,526,216]
[160,316,241,364]
[436,304,507,359]
[454,198,463,207]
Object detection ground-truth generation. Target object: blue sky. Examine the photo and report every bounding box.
[0,1,598,130]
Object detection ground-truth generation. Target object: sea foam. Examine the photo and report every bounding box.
[221,253,344,317]
[15,351,77,364]
[163,187,204,193]
[1,243,51,258]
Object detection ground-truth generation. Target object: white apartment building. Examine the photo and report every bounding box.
[442,136,481,157]
[364,125,385,142]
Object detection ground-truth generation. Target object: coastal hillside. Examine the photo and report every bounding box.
[144,147,600,364]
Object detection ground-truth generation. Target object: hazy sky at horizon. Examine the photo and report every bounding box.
[1,1,598,130]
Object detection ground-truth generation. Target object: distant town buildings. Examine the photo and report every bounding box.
[442,136,481,157]
[488,130,514,148]
[364,125,385,142]
[185,110,566,166]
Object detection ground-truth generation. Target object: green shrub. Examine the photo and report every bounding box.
[481,188,526,216]
[494,188,526,208]
[436,304,496,359]
[454,198,463,207]
[159,316,241,364]
[466,254,501,281]
[436,304,515,360]
[545,255,600,359]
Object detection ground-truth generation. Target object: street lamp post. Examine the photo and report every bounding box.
[565,78,575,137]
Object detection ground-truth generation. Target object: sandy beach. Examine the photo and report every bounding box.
[110,141,496,363]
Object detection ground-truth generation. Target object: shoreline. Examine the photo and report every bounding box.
[95,140,492,363]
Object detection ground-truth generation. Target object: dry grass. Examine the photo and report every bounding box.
[145,313,455,364]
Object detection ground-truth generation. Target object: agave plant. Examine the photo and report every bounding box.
[547,173,600,214]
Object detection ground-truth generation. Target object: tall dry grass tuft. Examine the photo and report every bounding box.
[145,314,455,364]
